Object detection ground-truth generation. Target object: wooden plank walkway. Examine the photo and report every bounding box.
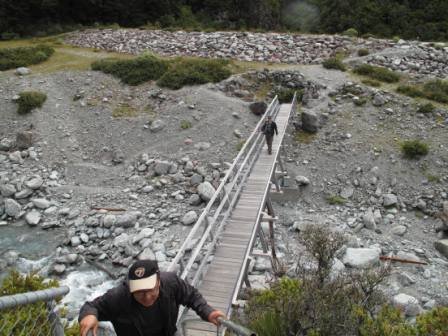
[183,104,292,335]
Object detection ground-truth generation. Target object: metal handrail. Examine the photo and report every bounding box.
[168,97,279,279]
[0,286,70,310]
[181,317,257,336]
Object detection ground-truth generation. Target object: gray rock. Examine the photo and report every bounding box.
[0,184,16,197]
[103,214,117,228]
[392,293,421,317]
[434,239,448,259]
[182,211,198,225]
[198,182,215,202]
[295,176,310,186]
[391,225,407,236]
[5,198,21,218]
[342,248,380,269]
[4,251,19,265]
[188,194,202,206]
[80,233,89,243]
[340,187,354,199]
[114,233,130,247]
[32,198,51,209]
[15,67,31,76]
[9,151,23,163]
[15,131,33,149]
[0,138,14,151]
[52,264,66,274]
[150,119,165,132]
[249,102,267,116]
[67,209,80,219]
[233,129,243,138]
[138,247,156,260]
[194,142,211,151]
[301,110,319,133]
[24,176,43,189]
[71,236,81,247]
[190,174,203,185]
[372,93,387,106]
[116,212,139,227]
[383,194,398,207]
[14,188,33,199]
[25,210,41,226]
[363,208,377,230]
[154,161,171,175]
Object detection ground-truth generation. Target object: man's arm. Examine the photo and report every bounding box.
[274,122,278,135]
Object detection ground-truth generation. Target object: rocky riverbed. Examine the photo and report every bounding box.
[1,29,448,325]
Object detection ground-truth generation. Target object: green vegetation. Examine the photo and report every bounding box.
[354,97,368,106]
[294,130,316,144]
[322,57,347,71]
[401,140,429,159]
[358,48,369,56]
[397,80,448,104]
[91,54,169,86]
[0,45,54,71]
[353,64,401,83]
[180,120,192,129]
[0,270,79,336]
[275,88,302,104]
[157,58,231,90]
[236,140,246,151]
[417,103,436,114]
[16,91,47,114]
[242,225,448,336]
[342,28,359,37]
[112,104,138,118]
[326,195,346,205]
[362,79,382,87]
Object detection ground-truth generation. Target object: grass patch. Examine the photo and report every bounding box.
[255,81,272,100]
[397,80,448,104]
[417,103,436,114]
[0,44,54,71]
[353,64,401,83]
[322,57,346,71]
[92,54,169,86]
[354,97,368,106]
[236,140,246,151]
[400,140,429,159]
[425,173,441,183]
[361,79,381,87]
[357,48,369,56]
[112,103,138,118]
[275,88,302,103]
[16,91,47,114]
[342,28,358,37]
[294,131,316,144]
[326,195,346,205]
[157,58,231,90]
[180,120,192,129]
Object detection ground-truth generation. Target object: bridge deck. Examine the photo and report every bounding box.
[184,104,292,335]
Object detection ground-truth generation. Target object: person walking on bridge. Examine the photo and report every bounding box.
[79,259,225,336]
[261,115,278,155]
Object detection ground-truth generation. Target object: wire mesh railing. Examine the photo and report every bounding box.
[0,286,69,336]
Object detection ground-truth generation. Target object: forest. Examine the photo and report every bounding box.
[0,0,447,41]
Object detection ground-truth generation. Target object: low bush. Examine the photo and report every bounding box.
[418,103,436,114]
[343,28,358,37]
[91,54,169,85]
[323,57,346,71]
[0,45,54,71]
[326,194,346,205]
[157,58,231,90]
[362,79,381,87]
[354,64,401,83]
[275,88,300,103]
[401,140,429,159]
[180,120,192,129]
[354,97,368,106]
[17,91,47,114]
[398,81,448,104]
[358,48,370,56]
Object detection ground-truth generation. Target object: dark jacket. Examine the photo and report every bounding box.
[261,121,278,136]
[78,272,214,336]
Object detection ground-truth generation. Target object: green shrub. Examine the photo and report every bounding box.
[1,32,19,40]
[418,103,436,114]
[323,57,346,71]
[275,88,299,103]
[362,79,382,87]
[17,91,47,114]
[401,140,429,159]
[354,64,401,83]
[180,120,192,129]
[397,81,448,104]
[91,55,169,85]
[326,195,346,205]
[416,306,448,335]
[343,28,358,37]
[236,140,246,151]
[157,58,231,90]
[358,48,370,56]
[0,45,54,71]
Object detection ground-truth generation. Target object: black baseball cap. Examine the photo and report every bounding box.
[128,260,159,293]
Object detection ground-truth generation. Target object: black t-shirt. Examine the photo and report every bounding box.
[136,299,165,336]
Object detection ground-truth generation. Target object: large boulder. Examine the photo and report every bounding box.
[249,102,267,116]
[198,182,216,202]
[342,248,380,269]
[301,110,319,133]
[5,199,22,218]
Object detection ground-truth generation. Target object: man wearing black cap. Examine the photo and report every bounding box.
[79,259,225,336]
